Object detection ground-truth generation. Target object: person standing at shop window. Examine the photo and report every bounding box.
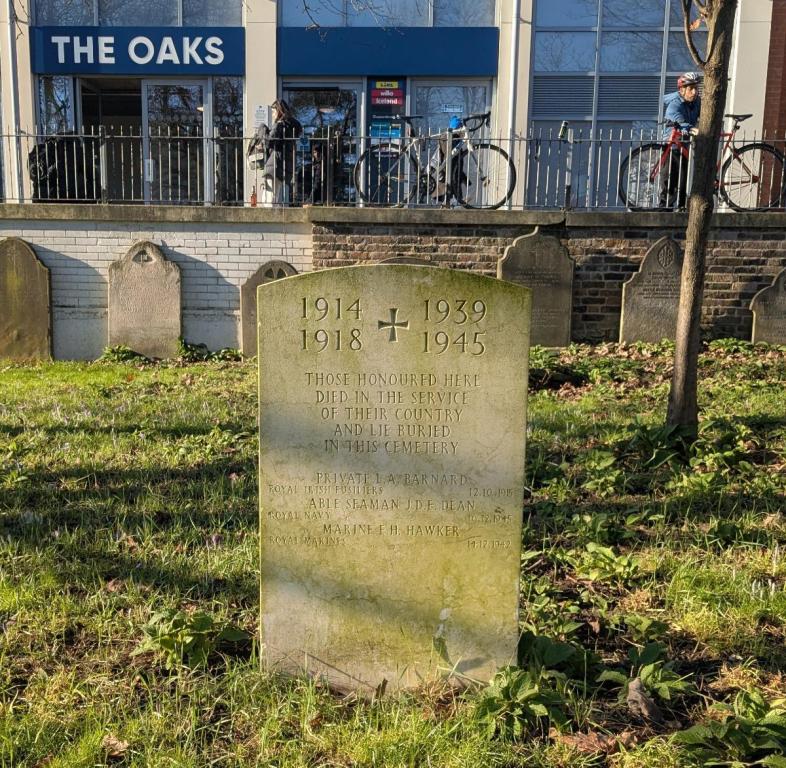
[266,99,303,205]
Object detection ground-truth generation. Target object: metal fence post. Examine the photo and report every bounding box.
[560,121,573,211]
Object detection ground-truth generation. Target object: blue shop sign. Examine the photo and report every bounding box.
[31,27,245,76]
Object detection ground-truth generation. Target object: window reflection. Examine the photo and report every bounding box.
[669,0,701,26]
[279,0,495,27]
[346,0,430,27]
[183,0,242,25]
[602,0,664,27]
[98,0,177,25]
[35,0,93,24]
[38,76,75,134]
[535,32,597,72]
[280,0,344,26]
[535,0,597,27]
[667,30,707,72]
[415,85,488,133]
[600,32,663,71]
[434,0,494,27]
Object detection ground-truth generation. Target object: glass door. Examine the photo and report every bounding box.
[142,80,211,204]
[412,82,490,134]
[282,84,361,204]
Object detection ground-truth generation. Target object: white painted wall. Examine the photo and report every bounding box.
[727,0,774,139]
[0,220,312,359]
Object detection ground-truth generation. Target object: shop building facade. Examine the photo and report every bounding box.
[0,0,776,206]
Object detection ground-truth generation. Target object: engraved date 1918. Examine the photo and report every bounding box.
[301,297,363,352]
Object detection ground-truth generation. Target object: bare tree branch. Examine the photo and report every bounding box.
[683,0,707,68]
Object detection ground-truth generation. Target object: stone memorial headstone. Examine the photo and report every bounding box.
[751,267,786,344]
[108,241,181,359]
[497,227,574,346]
[0,238,51,360]
[258,265,531,694]
[620,236,683,344]
[240,260,298,356]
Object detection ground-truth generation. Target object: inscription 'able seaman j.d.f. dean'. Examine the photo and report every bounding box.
[258,265,531,694]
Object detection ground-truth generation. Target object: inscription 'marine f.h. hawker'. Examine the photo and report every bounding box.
[258,265,531,696]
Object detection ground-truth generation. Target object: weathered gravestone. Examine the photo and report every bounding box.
[497,227,574,347]
[0,238,51,360]
[258,265,531,694]
[108,241,181,359]
[751,267,786,344]
[240,261,298,356]
[620,236,683,344]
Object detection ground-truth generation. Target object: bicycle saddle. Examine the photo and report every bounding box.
[725,113,753,122]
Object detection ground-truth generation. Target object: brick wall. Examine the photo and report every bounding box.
[2,206,785,359]
[311,213,786,343]
[763,0,786,138]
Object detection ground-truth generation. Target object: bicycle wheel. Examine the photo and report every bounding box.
[618,143,670,209]
[353,144,418,206]
[453,143,515,209]
[719,142,786,211]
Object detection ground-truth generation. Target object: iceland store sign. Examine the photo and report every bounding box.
[31,27,245,75]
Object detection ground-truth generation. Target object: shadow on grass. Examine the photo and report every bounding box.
[0,420,253,439]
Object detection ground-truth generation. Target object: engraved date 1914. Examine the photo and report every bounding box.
[301,297,363,352]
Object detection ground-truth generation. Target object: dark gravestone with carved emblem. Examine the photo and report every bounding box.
[751,268,786,344]
[497,228,574,347]
[108,241,181,359]
[620,237,683,344]
[257,265,531,694]
[240,261,298,356]
[0,238,51,360]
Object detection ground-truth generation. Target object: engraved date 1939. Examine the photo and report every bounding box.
[423,299,487,355]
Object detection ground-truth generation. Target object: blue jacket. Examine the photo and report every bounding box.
[663,91,701,135]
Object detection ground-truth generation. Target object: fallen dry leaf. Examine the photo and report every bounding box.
[101,734,129,759]
[551,729,637,755]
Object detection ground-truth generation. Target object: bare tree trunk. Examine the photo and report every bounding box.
[666,0,738,433]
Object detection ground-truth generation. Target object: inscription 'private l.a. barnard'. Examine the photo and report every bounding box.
[258,265,531,695]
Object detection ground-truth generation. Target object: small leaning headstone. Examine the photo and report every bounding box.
[619,236,683,344]
[108,241,181,359]
[0,238,51,360]
[240,261,298,356]
[497,227,574,347]
[258,265,531,694]
[751,267,786,345]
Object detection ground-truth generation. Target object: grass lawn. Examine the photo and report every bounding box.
[1,341,786,767]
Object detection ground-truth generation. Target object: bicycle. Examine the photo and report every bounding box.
[353,112,516,209]
[619,113,786,211]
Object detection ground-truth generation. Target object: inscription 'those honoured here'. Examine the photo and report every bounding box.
[257,266,531,690]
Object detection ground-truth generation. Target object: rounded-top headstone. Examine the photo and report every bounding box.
[108,241,181,359]
[240,260,298,356]
[751,267,786,345]
[0,237,51,360]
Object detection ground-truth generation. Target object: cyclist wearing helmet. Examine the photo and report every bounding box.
[660,71,701,209]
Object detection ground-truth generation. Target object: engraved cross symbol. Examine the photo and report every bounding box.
[378,308,410,342]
